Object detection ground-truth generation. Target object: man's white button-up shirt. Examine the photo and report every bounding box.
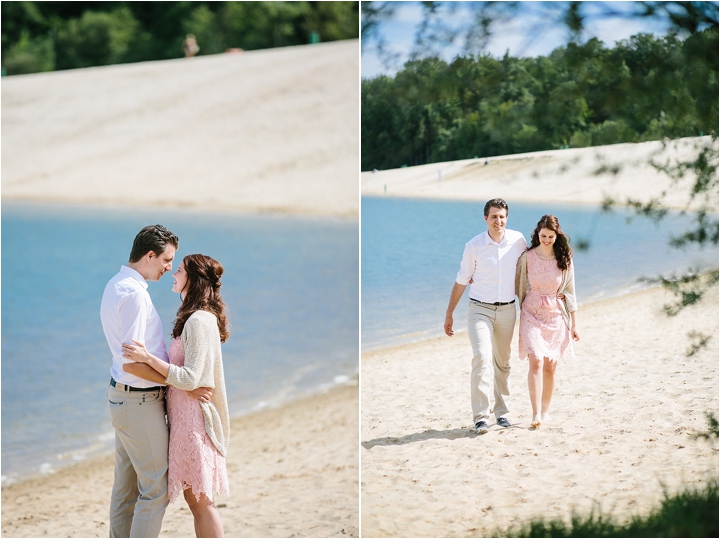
[455,229,527,303]
[100,265,169,387]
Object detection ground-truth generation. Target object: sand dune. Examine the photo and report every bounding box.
[362,136,717,211]
[361,287,718,537]
[2,40,359,217]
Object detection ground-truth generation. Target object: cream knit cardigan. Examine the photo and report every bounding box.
[165,310,230,457]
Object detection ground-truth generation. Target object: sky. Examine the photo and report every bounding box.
[361,1,692,78]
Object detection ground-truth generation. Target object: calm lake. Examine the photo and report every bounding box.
[362,196,718,350]
[1,202,359,483]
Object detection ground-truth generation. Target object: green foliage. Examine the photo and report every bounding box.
[2,31,55,74]
[612,133,718,320]
[693,412,719,442]
[55,7,144,69]
[588,120,636,146]
[656,270,719,317]
[1,1,47,51]
[213,1,318,51]
[686,330,711,357]
[500,479,719,537]
[1,1,359,75]
[362,30,718,170]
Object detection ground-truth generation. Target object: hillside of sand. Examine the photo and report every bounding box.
[362,136,717,211]
[2,40,358,217]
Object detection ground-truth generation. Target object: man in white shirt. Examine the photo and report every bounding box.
[444,199,527,435]
[101,224,179,538]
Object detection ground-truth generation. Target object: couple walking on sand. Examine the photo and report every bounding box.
[100,225,230,537]
[444,198,580,434]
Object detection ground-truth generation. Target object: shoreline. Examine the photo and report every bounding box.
[361,284,719,537]
[361,278,669,355]
[0,196,359,220]
[1,383,359,538]
[1,195,360,221]
[361,285,659,357]
[1,374,359,487]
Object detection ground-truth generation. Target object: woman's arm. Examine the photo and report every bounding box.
[122,340,170,378]
[122,341,213,401]
[570,310,580,341]
[122,362,167,384]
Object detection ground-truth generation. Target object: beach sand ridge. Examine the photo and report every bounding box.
[2,384,359,538]
[362,136,718,211]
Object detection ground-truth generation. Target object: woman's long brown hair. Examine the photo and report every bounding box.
[528,214,573,271]
[172,254,230,343]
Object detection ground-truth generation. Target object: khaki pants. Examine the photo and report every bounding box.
[107,384,169,538]
[467,301,516,425]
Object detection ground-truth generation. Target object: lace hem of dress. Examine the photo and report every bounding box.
[169,480,230,504]
[519,345,573,364]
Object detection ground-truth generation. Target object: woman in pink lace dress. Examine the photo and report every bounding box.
[122,254,230,537]
[516,215,580,429]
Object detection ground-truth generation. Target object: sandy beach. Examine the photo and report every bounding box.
[2,383,358,538]
[2,39,359,217]
[362,136,717,211]
[361,286,718,537]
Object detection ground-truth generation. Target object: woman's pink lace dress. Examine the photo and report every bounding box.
[519,249,574,363]
[167,337,229,503]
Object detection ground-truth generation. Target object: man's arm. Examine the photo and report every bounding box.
[444,282,467,337]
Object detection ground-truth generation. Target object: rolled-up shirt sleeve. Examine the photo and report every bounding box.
[455,242,475,285]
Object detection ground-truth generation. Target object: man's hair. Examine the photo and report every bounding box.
[484,198,509,217]
[128,225,179,263]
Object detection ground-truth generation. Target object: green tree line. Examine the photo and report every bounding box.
[1,1,358,75]
[361,28,717,171]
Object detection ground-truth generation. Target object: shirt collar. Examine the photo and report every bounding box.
[481,230,507,245]
[119,265,148,290]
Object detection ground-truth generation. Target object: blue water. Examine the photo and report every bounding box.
[362,196,718,350]
[1,202,359,483]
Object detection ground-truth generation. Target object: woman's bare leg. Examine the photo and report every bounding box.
[527,353,543,427]
[541,357,558,421]
[183,488,224,538]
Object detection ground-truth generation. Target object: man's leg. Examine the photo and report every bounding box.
[468,302,496,425]
[492,304,517,420]
[109,386,169,538]
[120,390,170,538]
[108,386,138,538]
[110,430,140,537]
